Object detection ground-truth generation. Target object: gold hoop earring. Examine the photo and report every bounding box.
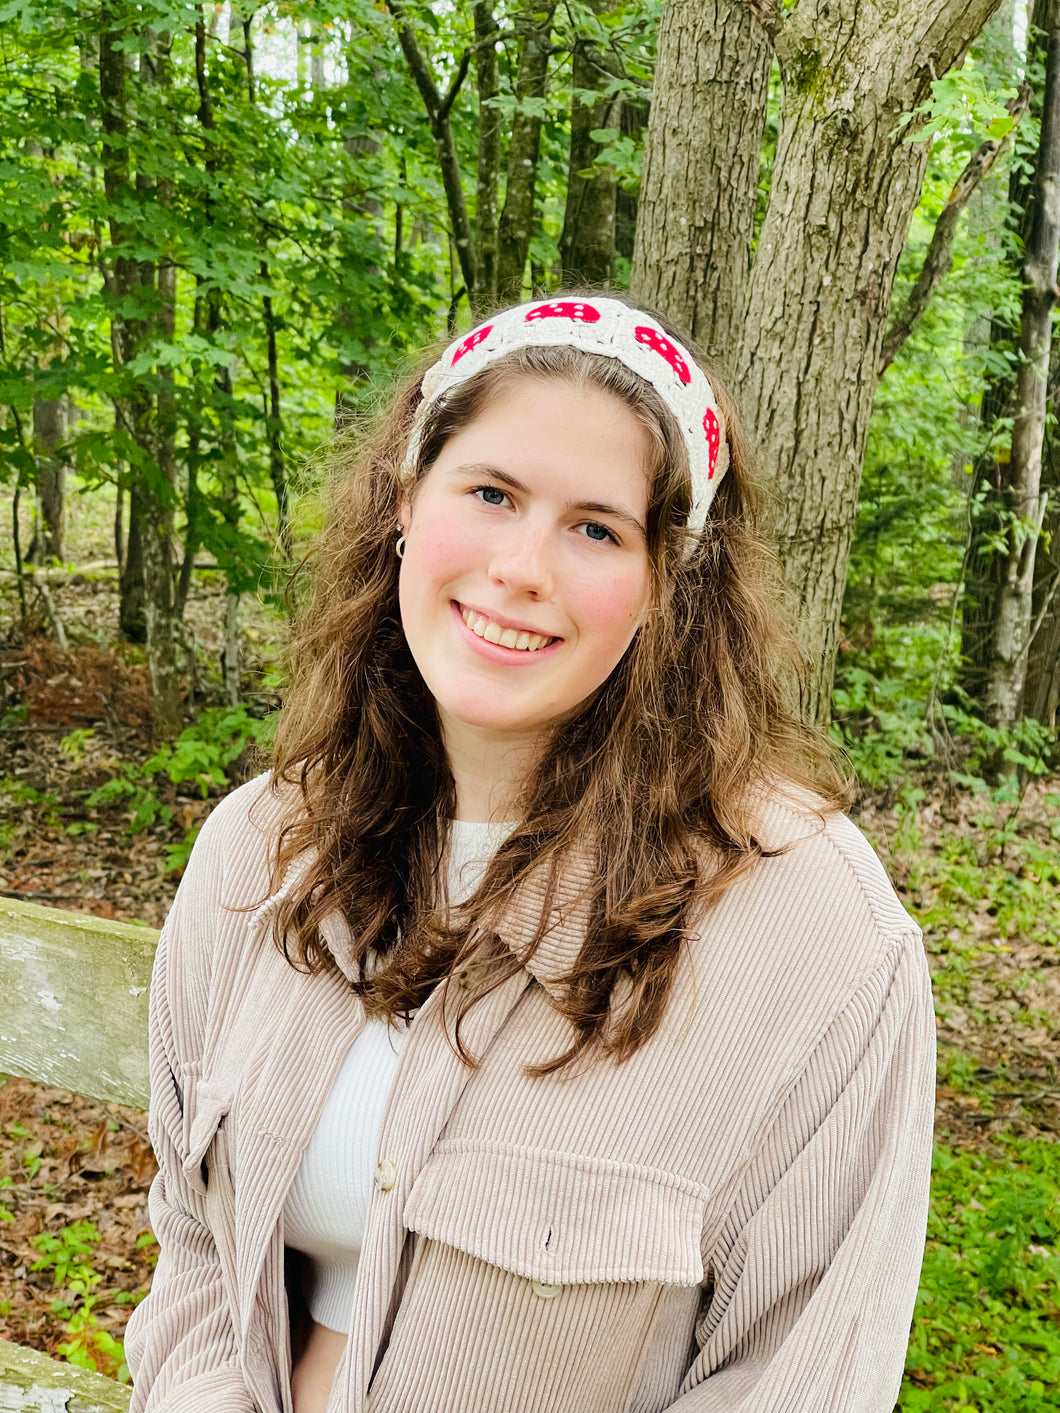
[395,535,406,560]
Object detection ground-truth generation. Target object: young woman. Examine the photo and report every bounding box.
[125,295,936,1413]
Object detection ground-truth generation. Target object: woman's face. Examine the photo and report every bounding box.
[398,376,654,748]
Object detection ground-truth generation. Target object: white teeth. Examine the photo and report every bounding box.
[460,606,553,651]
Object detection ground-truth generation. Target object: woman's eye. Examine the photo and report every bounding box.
[581,521,617,544]
[474,486,508,507]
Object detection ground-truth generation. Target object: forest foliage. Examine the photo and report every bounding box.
[0,0,1054,758]
[0,3,1059,1407]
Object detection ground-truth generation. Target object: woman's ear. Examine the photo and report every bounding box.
[397,490,412,538]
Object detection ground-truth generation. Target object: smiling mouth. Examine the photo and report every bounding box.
[458,604,557,652]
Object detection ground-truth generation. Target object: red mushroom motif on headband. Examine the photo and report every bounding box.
[451,325,493,365]
[703,407,721,478]
[634,326,691,385]
[525,301,601,323]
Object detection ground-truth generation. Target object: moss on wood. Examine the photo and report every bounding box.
[0,897,156,1110]
[0,1336,131,1410]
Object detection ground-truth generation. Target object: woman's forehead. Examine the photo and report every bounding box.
[430,380,653,509]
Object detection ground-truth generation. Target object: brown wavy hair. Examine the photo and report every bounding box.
[267,295,853,1073]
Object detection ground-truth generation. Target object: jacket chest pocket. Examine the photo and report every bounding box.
[367,1141,708,1413]
[404,1138,709,1287]
[181,1072,236,1198]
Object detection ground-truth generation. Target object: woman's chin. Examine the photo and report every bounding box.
[436,696,553,741]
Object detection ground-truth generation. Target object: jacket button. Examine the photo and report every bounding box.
[530,1280,562,1299]
[373,1159,397,1192]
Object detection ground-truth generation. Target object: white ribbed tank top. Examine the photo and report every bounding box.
[282,819,511,1332]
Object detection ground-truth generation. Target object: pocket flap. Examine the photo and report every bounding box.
[403,1140,708,1286]
[181,1078,234,1193]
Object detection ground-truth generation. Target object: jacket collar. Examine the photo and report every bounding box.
[248,843,597,1000]
[493,848,596,991]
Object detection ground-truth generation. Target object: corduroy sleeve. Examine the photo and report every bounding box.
[123,812,258,1413]
[670,927,936,1413]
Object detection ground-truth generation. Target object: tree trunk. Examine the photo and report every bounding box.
[263,272,290,559]
[982,0,1060,727]
[496,7,555,299]
[389,1,477,301]
[963,0,1051,708]
[630,0,771,374]
[961,6,1039,697]
[101,10,182,735]
[731,0,1001,725]
[1025,343,1060,726]
[223,589,241,706]
[32,396,66,562]
[175,446,198,623]
[113,462,124,571]
[138,25,183,737]
[558,0,621,288]
[615,97,645,266]
[1024,555,1060,726]
[119,480,146,643]
[102,13,146,651]
[473,3,501,309]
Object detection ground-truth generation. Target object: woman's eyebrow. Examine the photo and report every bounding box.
[451,462,528,492]
[570,499,647,540]
[452,463,647,540]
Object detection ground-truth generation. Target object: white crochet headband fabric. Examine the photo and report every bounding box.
[404,297,730,535]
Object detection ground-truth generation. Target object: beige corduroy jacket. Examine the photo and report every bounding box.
[124,773,936,1413]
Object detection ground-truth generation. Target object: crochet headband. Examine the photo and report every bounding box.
[403,297,729,535]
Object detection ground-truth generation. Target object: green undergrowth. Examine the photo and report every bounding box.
[28,1217,153,1382]
[83,703,277,871]
[890,786,1060,944]
[875,784,1060,1043]
[900,1139,1060,1412]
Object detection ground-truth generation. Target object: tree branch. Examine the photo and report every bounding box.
[387,0,442,117]
[879,83,1031,376]
[386,0,478,297]
[438,46,471,123]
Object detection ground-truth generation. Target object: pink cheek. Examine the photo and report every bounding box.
[572,575,647,642]
[412,508,481,576]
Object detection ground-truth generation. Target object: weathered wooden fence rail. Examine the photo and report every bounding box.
[0,896,157,1412]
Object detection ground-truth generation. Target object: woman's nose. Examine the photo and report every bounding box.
[488,522,554,599]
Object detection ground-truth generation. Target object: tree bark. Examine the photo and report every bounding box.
[223,587,241,707]
[101,13,147,651]
[136,24,183,738]
[119,479,146,643]
[962,3,1039,694]
[1025,343,1060,726]
[1024,562,1060,726]
[263,271,290,559]
[630,0,771,374]
[559,0,621,288]
[101,11,181,732]
[982,0,1060,727]
[496,6,555,299]
[474,3,501,309]
[731,0,1001,725]
[31,396,66,562]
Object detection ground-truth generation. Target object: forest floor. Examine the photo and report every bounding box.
[0,554,1058,1383]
